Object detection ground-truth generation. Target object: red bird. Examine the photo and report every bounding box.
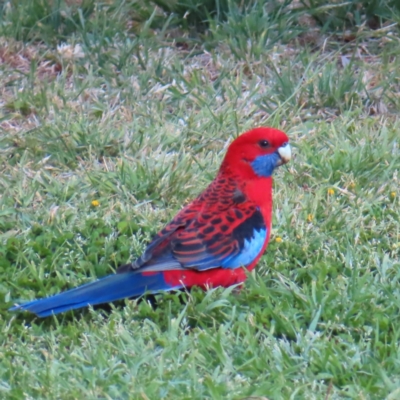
[10,127,291,317]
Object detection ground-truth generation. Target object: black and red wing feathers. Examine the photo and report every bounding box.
[120,174,267,273]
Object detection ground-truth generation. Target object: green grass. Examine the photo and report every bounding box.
[1,1,400,399]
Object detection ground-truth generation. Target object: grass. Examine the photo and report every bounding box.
[1,0,400,398]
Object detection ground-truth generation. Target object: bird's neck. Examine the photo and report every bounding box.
[242,177,273,226]
[217,166,273,229]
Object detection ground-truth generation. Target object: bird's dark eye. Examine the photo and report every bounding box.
[259,139,270,148]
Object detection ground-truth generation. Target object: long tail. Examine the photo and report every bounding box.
[9,271,182,318]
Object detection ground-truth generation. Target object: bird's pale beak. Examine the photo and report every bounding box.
[276,143,291,166]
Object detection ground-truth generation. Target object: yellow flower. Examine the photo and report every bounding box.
[91,200,100,207]
[390,191,396,199]
[327,188,335,195]
[349,182,356,189]
[307,213,314,222]
[275,237,283,243]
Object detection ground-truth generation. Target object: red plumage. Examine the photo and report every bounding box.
[119,127,290,287]
[11,127,291,317]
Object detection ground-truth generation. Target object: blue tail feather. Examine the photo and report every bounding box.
[9,272,181,318]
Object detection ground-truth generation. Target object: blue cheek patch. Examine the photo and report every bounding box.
[251,153,280,178]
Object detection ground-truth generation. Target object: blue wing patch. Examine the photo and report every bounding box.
[221,228,267,268]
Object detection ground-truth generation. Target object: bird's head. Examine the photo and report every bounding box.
[222,127,291,179]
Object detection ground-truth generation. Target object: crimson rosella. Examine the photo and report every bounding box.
[10,127,291,317]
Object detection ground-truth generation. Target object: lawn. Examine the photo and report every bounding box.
[1,1,400,399]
